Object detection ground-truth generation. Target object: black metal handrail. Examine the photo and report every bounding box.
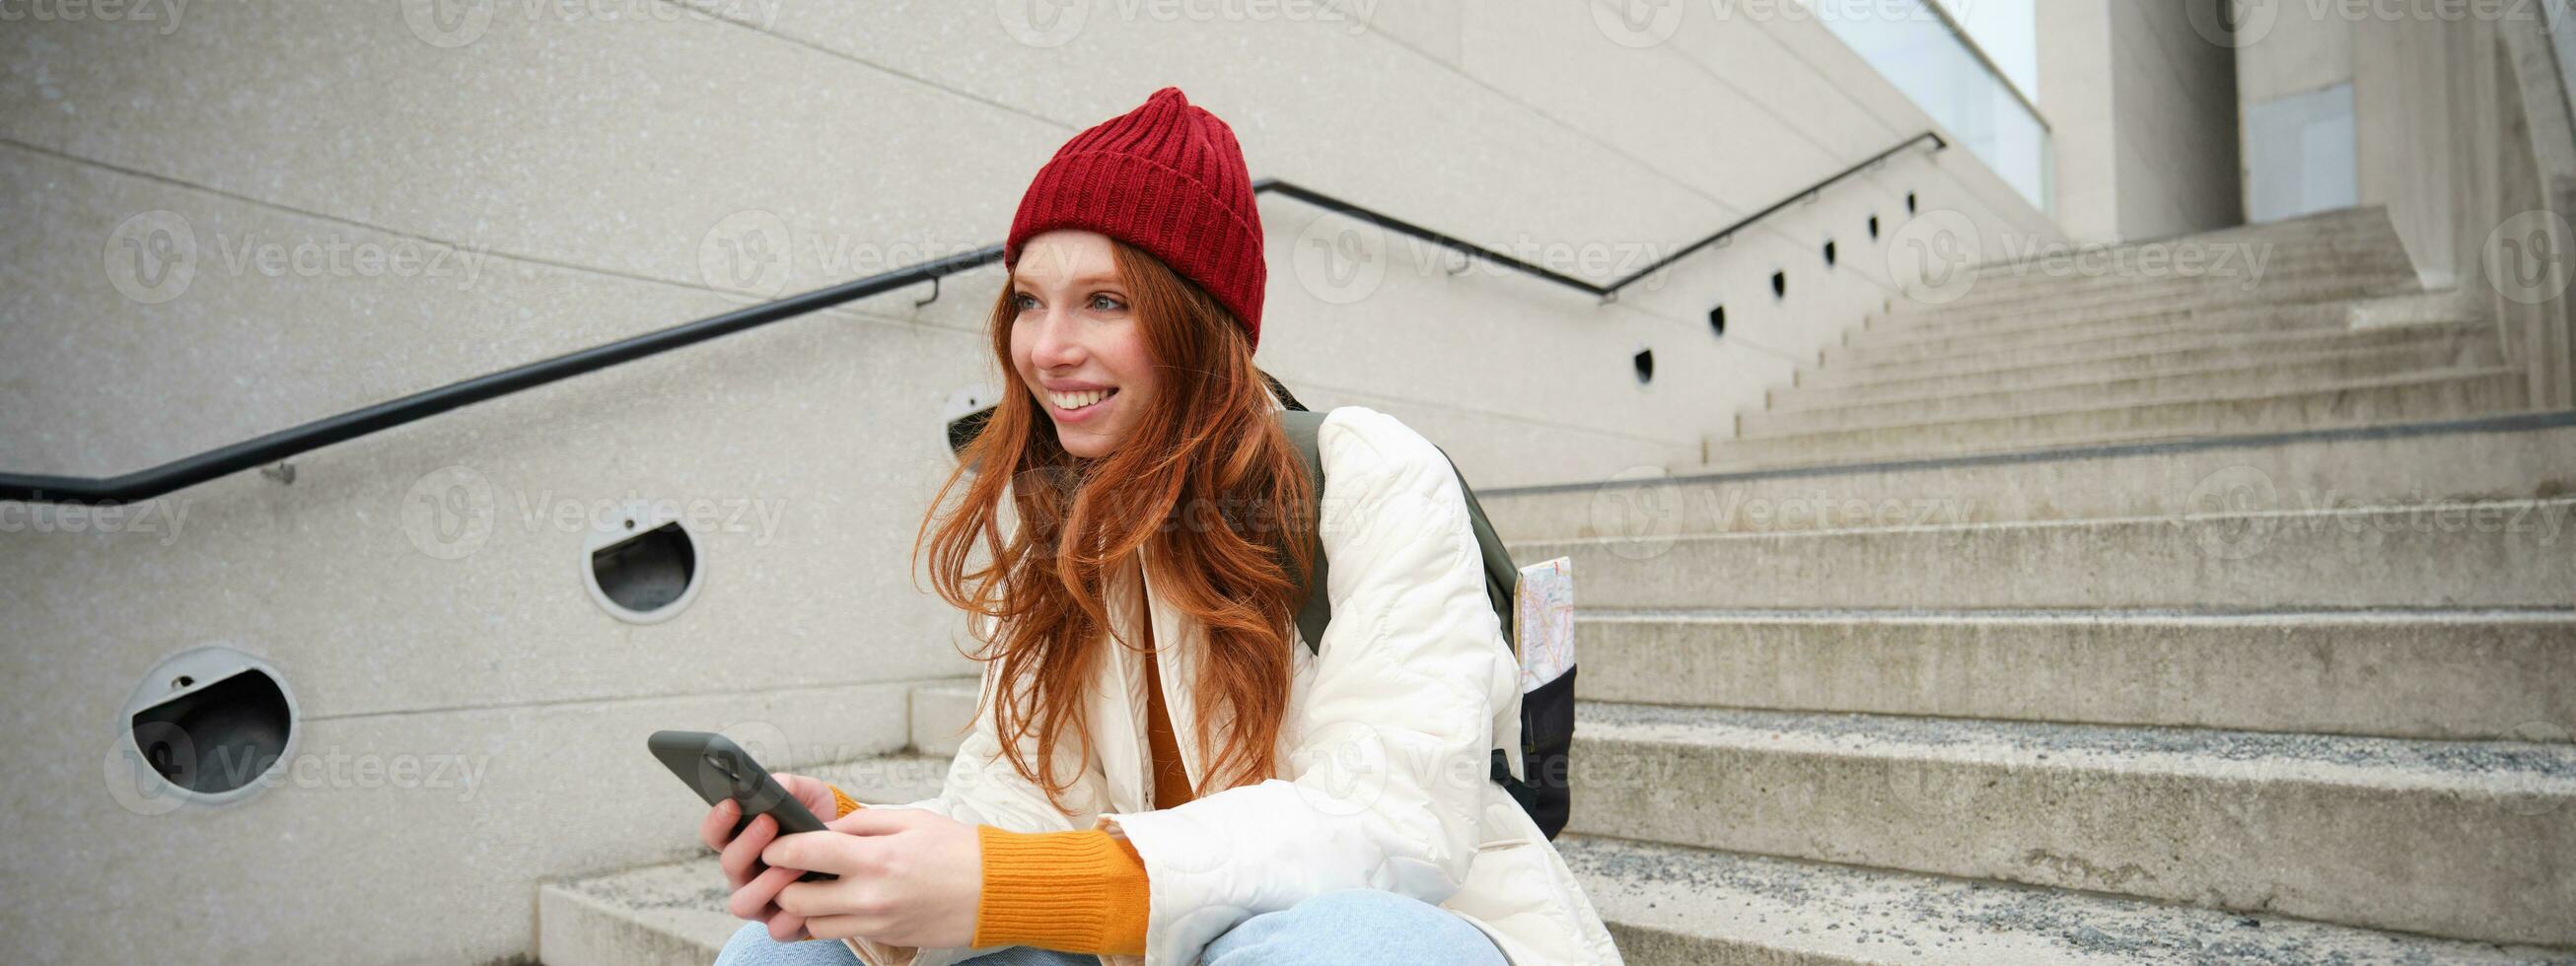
[1,132,1945,504]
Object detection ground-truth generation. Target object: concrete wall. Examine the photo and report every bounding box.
[2038,0,2242,242]
[0,1,2053,962]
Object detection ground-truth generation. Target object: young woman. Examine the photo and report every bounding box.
[699,86,1622,966]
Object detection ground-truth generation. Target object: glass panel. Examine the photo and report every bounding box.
[1802,0,2054,213]
[2243,83,2358,223]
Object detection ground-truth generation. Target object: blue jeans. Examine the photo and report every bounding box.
[712,887,1509,965]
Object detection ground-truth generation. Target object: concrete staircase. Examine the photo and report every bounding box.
[537,207,2576,964]
[1474,207,2576,962]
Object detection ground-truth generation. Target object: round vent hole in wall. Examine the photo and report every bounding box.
[942,383,999,462]
[116,646,298,807]
[584,500,705,624]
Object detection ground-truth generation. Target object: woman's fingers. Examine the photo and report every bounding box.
[697,796,742,853]
[729,861,806,922]
[718,812,777,888]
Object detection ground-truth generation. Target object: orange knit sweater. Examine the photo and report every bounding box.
[828,643,1186,956]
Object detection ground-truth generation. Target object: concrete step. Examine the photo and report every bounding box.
[1877,273,2421,334]
[1729,369,2529,464]
[1760,345,2481,433]
[1505,497,2576,610]
[908,678,977,758]
[1842,290,2465,358]
[1574,608,2576,741]
[1899,258,2417,325]
[1569,701,2576,946]
[1755,363,2519,447]
[1828,297,2383,368]
[539,754,954,966]
[1950,206,2404,284]
[1919,245,2415,312]
[1486,412,2576,539]
[1788,321,2492,401]
[1803,316,2490,389]
[1559,835,2576,966]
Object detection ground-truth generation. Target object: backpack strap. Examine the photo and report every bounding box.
[1279,408,1333,656]
[1277,408,1518,657]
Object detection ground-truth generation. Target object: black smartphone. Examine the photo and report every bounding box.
[650,729,837,882]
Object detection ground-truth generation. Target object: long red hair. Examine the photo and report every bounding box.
[911,237,1313,814]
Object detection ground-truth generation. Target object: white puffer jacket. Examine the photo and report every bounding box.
[845,403,1622,966]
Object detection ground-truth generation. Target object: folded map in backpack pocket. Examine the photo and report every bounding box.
[1513,556,1574,693]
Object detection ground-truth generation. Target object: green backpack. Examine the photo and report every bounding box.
[1275,402,1575,841]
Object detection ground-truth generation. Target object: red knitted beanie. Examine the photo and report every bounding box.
[1005,86,1267,351]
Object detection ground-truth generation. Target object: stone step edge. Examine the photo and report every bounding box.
[1804,316,2474,387]
[1740,366,2520,445]
[1506,494,2576,550]
[1752,366,2514,446]
[1559,834,2576,966]
[1846,289,2458,352]
[1792,321,2469,392]
[1766,343,2467,416]
[1830,299,2471,368]
[1862,270,2418,335]
[1871,274,2417,330]
[1486,409,2576,501]
[1568,700,2576,792]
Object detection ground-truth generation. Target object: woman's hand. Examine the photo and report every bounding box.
[763,807,984,949]
[698,772,841,941]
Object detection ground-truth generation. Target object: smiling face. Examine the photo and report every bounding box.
[1009,229,1158,460]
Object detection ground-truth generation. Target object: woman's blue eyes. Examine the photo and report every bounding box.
[1016,293,1125,312]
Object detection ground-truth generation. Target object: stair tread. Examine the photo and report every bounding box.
[1770,344,2473,415]
[1692,412,2539,474]
[1572,700,2576,787]
[1814,320,2471,383]
[1511,494,2576,545]
[1557,835,2576,966]
[1743,367,2517,443]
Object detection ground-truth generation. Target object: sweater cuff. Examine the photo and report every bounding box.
[827,784,863,819]
[970,825,1150,955]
